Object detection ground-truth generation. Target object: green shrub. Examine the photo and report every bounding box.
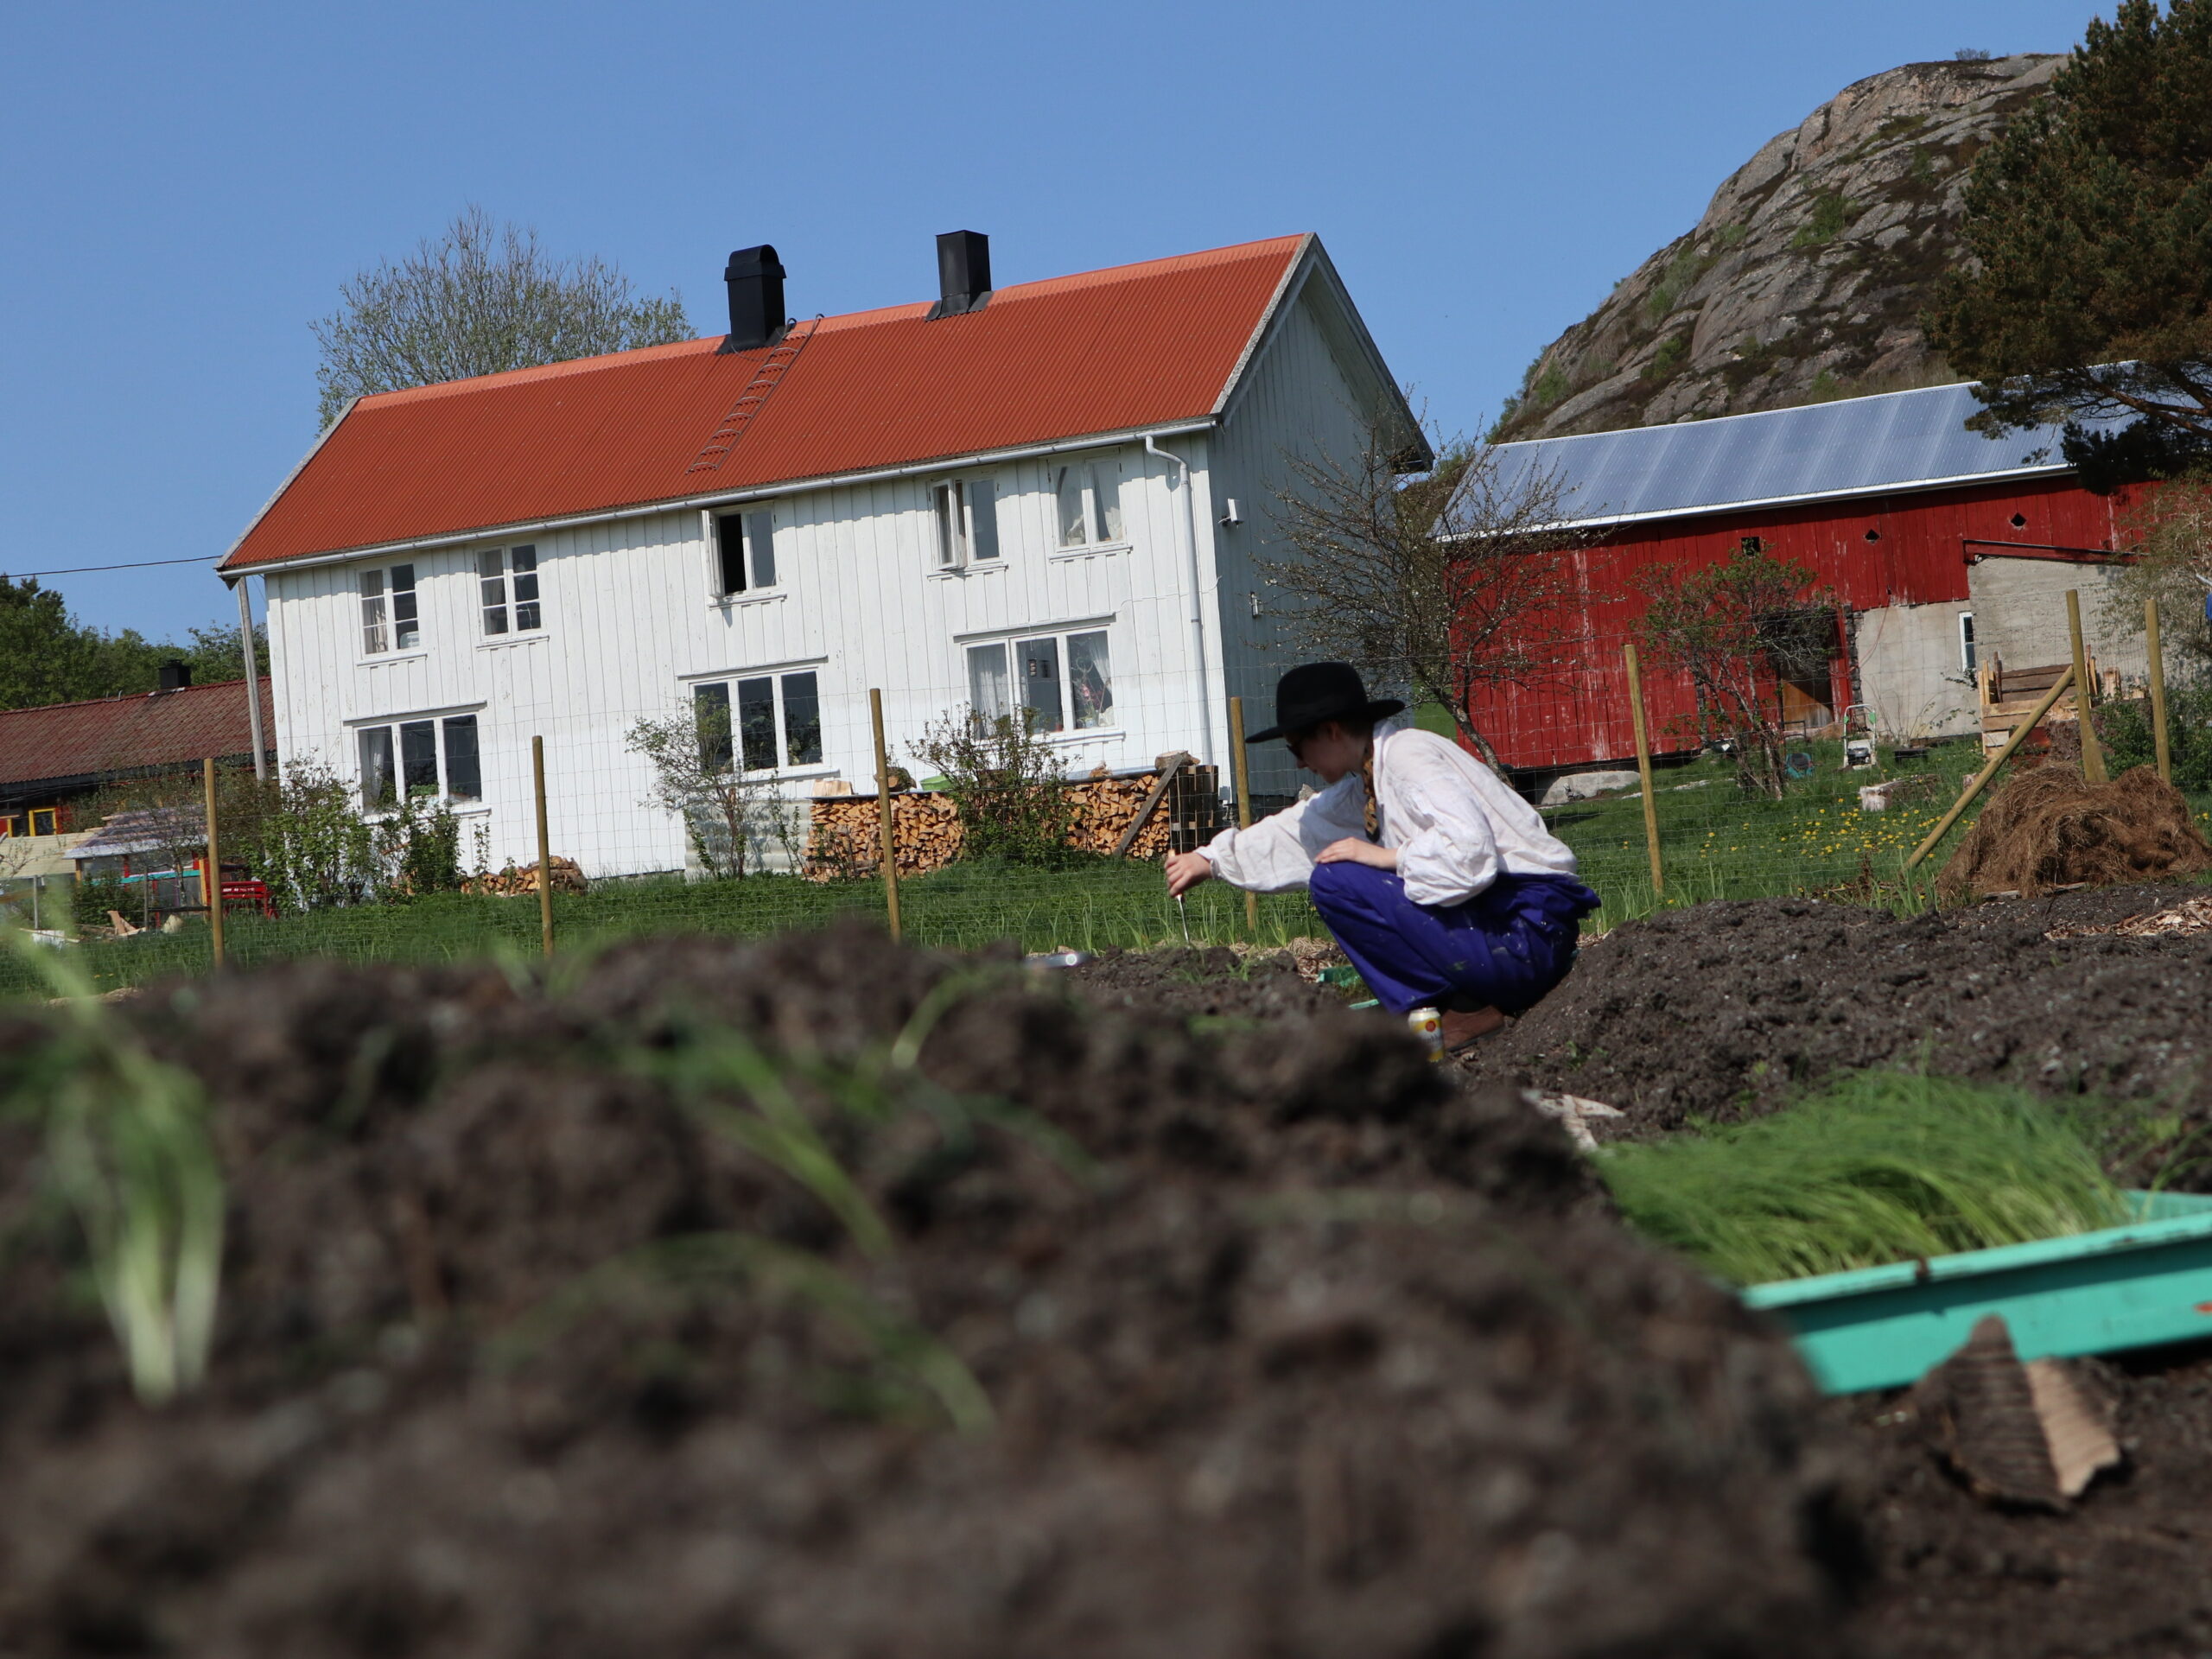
[912,707,1081,868]
[72,877,136,933]
[2096,674,2212,791]
[1598,1071,2126,1284]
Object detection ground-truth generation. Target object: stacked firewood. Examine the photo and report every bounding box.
[462,857,588,896]
[804,764,1223,880]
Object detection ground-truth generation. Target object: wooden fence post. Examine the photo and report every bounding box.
[1906,665,2077,870]
[1228,696,1257,936]
[870,689,902,943]
[532,735,554,958]
[2065,589,2107,784]
[1622,644,1663,897]
[202,758,224,969]
[2147,596,2171,785]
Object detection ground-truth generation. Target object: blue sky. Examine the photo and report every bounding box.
[1,0,2105,643]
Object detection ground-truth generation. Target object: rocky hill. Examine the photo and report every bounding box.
[1489,54,2060,443]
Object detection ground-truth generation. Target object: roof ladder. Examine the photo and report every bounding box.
[684,318,818,474]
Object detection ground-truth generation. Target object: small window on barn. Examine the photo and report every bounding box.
[1960,612,1977,673]
[2010,512,2028,529]
[1738,536,1764,556]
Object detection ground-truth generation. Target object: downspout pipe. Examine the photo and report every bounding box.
[224,574,270,781]
[1146,433,1214,767]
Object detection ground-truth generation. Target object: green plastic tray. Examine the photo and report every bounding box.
[1741,1190,2212,1394]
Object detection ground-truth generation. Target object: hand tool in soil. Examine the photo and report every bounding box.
[1176,892,1192,945]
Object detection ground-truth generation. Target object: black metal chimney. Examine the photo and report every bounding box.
[929,231,991,319]
[157,661,191,691]
[720,245,787,353]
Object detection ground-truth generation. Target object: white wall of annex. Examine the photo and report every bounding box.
[1205,275,1382,804]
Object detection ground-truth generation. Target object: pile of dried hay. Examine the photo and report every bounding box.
[1939,765,2212,899]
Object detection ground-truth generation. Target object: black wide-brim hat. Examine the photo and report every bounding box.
[1246,662,1406,744]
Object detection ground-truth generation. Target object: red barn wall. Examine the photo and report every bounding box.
[1471,476,2132,773]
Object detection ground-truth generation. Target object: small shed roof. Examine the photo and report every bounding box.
[0,678,272,798]
[1456,382,2121,531]
[67,807,206,861]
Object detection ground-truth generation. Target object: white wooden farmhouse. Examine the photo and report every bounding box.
[219,232,1426,877]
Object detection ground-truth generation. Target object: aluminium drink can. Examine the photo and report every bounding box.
[1407,1006,1444,1062]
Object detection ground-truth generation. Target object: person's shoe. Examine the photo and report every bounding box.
[1440,1006,1508,1052]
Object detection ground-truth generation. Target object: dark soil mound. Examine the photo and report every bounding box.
[0,927,1855,1659]
[1465,887,2212,1165]
[1938,765,2212,899]
[1065,945,1351,1023]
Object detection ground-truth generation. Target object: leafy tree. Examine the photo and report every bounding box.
[0,577,265,712]
[1634,549,1835,798]
[313,206,695,427]
[911,707,1078,868]
[627,702,793,878]
[1927,1,2212,475]
[1256,425,1589,767]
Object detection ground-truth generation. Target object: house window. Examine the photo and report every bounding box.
[358,714,482,809]
[479,545,540,635]
[2,808,58,838]
[1053,459,1125,549]
[1960,612,1977,673]
[715,511,777,595]
[966,628,1114,733]
[359,563,419,654]
[931,478,1000,568]
[693,670,823,772]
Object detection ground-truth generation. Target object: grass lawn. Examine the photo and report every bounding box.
[14,737,2212,998]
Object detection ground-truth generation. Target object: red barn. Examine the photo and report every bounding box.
[1454,383,2144,779]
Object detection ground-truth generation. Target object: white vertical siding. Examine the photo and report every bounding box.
[261,270,1397,875]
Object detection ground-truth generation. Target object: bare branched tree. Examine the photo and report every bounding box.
[1257,429,1590,766]
[627,702,787,879]
[312,206,695,427]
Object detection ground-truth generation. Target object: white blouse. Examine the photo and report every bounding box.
[1198,726,1580,908]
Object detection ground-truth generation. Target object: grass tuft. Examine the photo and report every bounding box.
[1597,1071,2126,1284]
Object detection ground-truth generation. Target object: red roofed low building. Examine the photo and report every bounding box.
[0,666,275,878]
[219,232,1425,877]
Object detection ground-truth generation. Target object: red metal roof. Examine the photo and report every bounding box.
[222,236,1311,571]
[0,678,274,793]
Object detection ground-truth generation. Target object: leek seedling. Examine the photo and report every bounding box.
[1599,1071,2126,1285]
[5,928,224,1403]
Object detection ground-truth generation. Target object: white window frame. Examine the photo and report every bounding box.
[1960,611,1978,673]
[359,563,421,657]
[1052,455,1127,551]
[710,509,779,599]
[354,708,487,812]
[930,476,1001,570]
[963,626,1116,735]
[478,544,542,637]
[691,667,827,775]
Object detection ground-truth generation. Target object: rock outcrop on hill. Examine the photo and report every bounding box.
[1490,54,2060,443]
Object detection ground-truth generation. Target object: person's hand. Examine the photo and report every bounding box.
[1165,850,1213,897]
[1314,837,1397,870]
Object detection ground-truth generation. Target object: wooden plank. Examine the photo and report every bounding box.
[1111,752,1191,859]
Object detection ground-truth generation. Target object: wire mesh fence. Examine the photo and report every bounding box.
[10,582,2202,1000]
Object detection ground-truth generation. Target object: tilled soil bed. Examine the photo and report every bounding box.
[1466,885,2212,1166]
[0,927,1857,1659]
[1080,903,2212,1658]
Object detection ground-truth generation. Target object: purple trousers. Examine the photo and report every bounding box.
[1306,861,1600,1016]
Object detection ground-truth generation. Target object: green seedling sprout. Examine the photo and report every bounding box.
[1599,1070,2127,1284]
[5,925,225,1404]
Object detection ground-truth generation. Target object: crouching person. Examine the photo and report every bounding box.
[1166,663,1600,1055]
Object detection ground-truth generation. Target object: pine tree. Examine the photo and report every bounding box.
[1927,0,2212,482]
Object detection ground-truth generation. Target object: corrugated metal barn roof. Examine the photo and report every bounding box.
[222,236,1313,571]
[1459,382,2116,531]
